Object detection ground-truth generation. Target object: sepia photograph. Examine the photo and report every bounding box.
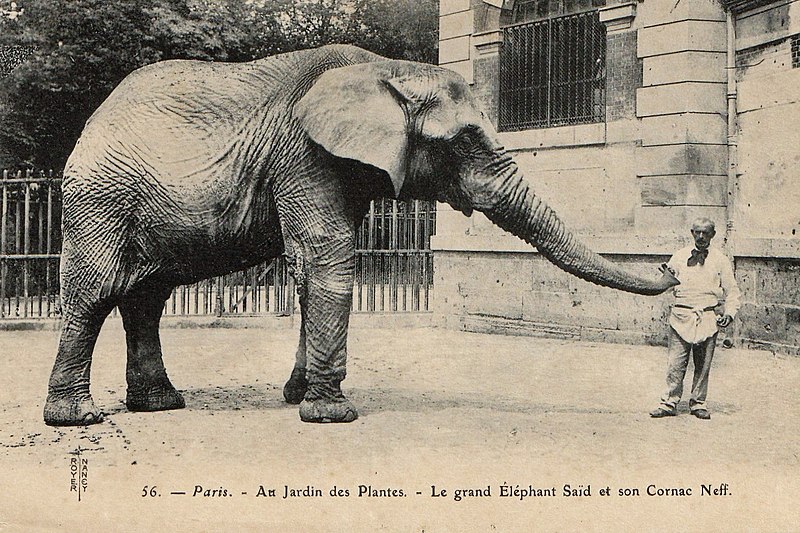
[0,0,798,531]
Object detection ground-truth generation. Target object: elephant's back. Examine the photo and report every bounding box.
[65,45,384,185]
[67,60,274,179]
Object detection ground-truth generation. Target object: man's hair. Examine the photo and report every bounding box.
[691,217,716,232]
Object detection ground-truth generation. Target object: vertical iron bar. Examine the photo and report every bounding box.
[413,200,421,311]
[367,200,375,312]
[422,202,433,311]
[379,199,386,310]
[23,172,31,317]
[390,199,398,311]
[46,178,53,317]
[14,171,22,315]
[37,176,44,317]
[0,171,6,318]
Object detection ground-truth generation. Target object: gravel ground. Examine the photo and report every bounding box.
[0,319,798,532]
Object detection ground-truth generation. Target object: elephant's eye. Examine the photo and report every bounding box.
[452,132,476,152]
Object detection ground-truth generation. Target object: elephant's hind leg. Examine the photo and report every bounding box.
[118,285,185,413]
[44,301,113,426]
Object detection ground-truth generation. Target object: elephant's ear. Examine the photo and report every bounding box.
[294,64,410,196]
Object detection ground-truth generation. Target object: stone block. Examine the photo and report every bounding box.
[457,315,581,340]
[529,258,573,293]
[455,252,535,294]
[498,123,605,151]
[462,286,524,320]
[637,144,728,178]
[605,119,641,144]
[440,10,474,40]
[638,20,727,58]
[440,60,473,84]
[599,2,637,32]
[636,0,725,29]
[754,259,800,305]
[643,52,726,86]
[640,175,728,207]
[737,69,800,113]
[641,114,727,146]
[737,303,789,343]
[560,293,621,330]
[521,291,576,325]
[735,2,800,51]
[637,83,727,116]
[734,261,757,302]
[439,35,471,63]
[440,0,471,16]
[635,206,726,235]
[735,100,800,239]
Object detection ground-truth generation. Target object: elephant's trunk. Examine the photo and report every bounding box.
[481,161,679,296]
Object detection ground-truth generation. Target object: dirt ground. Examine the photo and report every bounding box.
[0,317,798,532]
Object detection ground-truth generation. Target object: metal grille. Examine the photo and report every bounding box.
[499,10,606,131]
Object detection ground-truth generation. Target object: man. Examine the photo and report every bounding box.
[650,218,740,420]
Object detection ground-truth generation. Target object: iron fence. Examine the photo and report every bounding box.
[499,10,606,131]
[0,170,435,319]
[0,170,62,318]
[354,199,435,313]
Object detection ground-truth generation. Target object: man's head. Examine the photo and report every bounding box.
[690,218,716,250]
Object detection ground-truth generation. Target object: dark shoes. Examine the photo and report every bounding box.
[649,407,677,418]
[649,407,712,419]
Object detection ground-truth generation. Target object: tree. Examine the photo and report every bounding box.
[355,0,439,63]
[273,0,438,63]
[0,0,439,170]
[0,0,282,168]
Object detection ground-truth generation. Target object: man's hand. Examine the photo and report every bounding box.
[717,315,733,328]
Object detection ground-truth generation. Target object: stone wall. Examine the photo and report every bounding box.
[736,258,800,354]
[433,0,800,354]
[435,250,674,345]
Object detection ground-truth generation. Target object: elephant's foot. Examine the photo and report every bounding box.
[44,394,104,426]
[299,398,359,423]
[283,367,309,405]
[126,383,185,412]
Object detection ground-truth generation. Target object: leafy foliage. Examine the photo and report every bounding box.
[0,0,438,169]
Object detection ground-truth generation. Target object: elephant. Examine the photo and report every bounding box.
[43,44,679,427]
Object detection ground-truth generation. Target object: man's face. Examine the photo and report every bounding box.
[691,223,715,250]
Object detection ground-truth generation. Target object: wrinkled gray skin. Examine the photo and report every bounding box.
[44,45,679,426]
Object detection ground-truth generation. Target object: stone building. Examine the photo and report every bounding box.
[433,0,800,354]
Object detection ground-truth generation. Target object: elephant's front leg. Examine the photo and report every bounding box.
[296,238,358,423]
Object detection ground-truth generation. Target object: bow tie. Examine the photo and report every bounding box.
[687,248,708,267]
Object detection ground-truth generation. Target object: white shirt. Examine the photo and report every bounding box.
[666,245,741,343]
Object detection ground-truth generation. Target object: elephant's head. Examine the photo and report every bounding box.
[294,60,679,295]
